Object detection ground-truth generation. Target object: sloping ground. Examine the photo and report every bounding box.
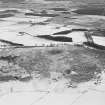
[0,45,104,86]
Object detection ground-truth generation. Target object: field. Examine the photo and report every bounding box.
[0,1,105,105]
[0,45,104,85]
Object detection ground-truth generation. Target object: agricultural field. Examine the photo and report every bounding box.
[0,0,105,105]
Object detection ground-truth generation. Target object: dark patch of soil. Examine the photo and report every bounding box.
[0,39,24,46]
[53,30,72,35]
[47,49,63,55]
[91,30,105,37]
[0,76,17,81]
[0,9,20,14]
[49,8,68,11]
[37,35,72,42]
[73,7,105,15]
[53,29,88,35]
[0,55,18,63]
[60,11,70,14]
[84,42,105,50]
[18,76,32,82]
[25,13,59,17]
[0,13,14,18]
